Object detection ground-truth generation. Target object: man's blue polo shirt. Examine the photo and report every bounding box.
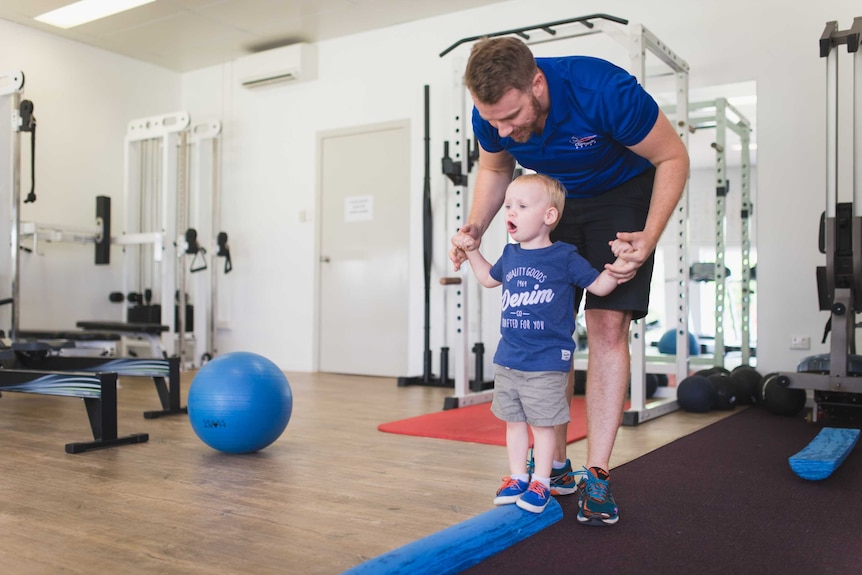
[471,55,659,198]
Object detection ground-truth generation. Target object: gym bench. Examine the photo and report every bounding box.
[0,367,149,453]
[13,333,187,418]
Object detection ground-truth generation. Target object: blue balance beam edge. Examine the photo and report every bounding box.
[789,427,861,481]
[343,498,563,575]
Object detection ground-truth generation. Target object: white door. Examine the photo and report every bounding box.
[317,121,410,376]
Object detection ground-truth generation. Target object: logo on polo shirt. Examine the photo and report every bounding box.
[569,135,597,149]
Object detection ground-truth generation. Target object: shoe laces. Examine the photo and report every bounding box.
[526,481,548,499]
[499,476,522,492]
[582,467,609,501]
[562,468,587,485]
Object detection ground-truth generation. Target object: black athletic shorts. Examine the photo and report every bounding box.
[549,167,656,320]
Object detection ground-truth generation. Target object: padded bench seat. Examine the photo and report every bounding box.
[18,329,122,342]
[76,321,168,335]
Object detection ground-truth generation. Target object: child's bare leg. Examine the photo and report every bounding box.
[530,425,556,483]
[494,421,532,505]
[505,421,530,475]
[514,424,556,513]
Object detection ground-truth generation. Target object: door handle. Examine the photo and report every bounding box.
[320,256,331,263]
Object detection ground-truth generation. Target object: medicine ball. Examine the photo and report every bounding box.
[646,373,659,398]
[676,375,717,413]
[695,366,731,379]
[628,373,659,399]
[760,372,807,416]
[730,365,762,405]
[709,373,737,410]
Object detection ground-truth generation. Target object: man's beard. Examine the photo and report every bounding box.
[509,95,543,143]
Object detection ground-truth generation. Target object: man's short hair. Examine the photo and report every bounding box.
[464,37,538,104]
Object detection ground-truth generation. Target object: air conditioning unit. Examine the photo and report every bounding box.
[235,43,317,88]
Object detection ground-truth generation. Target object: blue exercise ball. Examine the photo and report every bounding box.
[657,329,700,356]
[188,351,293,453]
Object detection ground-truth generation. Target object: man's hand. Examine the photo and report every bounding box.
[604,230,655,283]
[609,238,634,257]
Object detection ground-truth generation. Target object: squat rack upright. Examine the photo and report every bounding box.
[685,97,754,366]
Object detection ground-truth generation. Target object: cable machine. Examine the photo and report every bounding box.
[0,93,228,372]
[776,17,862,419]
[74,112,228,369]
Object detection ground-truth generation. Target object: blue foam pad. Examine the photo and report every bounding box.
[343,498,563,575]
[789,427,860,481]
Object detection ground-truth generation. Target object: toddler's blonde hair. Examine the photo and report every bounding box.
[510,173,566,230]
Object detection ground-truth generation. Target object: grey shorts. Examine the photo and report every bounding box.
[490,365,571,427]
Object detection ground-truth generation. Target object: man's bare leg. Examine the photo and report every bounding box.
[574,308,630,525]
[584,308,631,471]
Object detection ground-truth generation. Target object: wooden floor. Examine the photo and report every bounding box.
[0,370,735,574]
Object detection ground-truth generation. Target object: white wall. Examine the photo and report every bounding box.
[0,19,180,335]
[4,0,860,376]
[180,26,448,370]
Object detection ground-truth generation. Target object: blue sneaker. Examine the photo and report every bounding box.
[576,467,619,525]
[527,455,581,496]
[516,480,551,513]
[494,477,529,505]
[550,459,580,496]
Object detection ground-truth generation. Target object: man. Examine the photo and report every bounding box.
[449,37,689,525]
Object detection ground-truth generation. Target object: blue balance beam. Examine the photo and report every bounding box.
[789,427,861,481]
[343,498,563,575]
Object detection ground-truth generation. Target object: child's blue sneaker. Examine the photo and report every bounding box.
[493,476,529,505]
[516,480,551,513]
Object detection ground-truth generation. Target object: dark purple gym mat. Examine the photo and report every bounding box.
[463,406,862,575]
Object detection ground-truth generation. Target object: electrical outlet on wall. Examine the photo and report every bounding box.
[791,336,811,350]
